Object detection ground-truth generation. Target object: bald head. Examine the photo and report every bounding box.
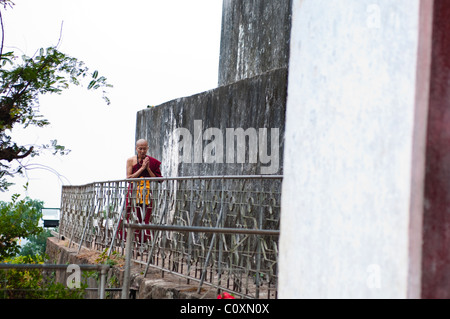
[135,139,149,160]
[136,139,148,147]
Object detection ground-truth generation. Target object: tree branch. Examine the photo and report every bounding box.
[0,146,34,162]
[0,9,4,59]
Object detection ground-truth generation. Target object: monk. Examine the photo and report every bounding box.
[121,139,162,242]
[126,139,162,180]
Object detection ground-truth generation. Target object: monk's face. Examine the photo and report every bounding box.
[136,141,149,161]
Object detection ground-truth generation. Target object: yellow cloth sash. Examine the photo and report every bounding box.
[135,180,151,205]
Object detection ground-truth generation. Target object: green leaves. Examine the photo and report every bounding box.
[0,254,88,299]
[88,79,96,90]
[0,51,14,67]
[40,139,71,156]
[0,194,44,260]
[0,45,113,189]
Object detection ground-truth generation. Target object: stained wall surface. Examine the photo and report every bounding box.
[136,68,287,177]
[279,0,433,298]
[218,0,292,86]
[136,0,291,177]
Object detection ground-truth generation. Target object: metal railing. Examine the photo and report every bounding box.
[58,175,282,299]
[0,263,111,299]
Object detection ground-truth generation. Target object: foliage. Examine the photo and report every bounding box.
[0,2,113,191]
[0,255,43,299]
[0,192,44,260]
[95,248,124,267]
[0,254,87,299]
[19,228,52,257]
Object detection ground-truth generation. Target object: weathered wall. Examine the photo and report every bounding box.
[136,68,287,177]
[136,0,291,178]
[279,0,433,299]
[218,0,292,86]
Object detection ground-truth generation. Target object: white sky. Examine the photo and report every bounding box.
[0,0,223,207]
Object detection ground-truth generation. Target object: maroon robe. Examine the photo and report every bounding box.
[132,155,162,178]
[119,156,162,242]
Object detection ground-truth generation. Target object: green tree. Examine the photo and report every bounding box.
[19,228,52,257]
[0,194,88,299]
[0,254,86,299]
[0,192,44,260]
[0,1,112,190]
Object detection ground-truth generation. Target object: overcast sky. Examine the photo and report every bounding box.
[0,0,223,207]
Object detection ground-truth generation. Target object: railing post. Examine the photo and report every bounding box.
[255,182,264,299]
[99,266,108,299]
[108,200,125,257]
[121,225,133,299]
[58,188,66,241]
[68,219,76,248]
[197,178,226,294]
[143,180,171,278]
[217,178,226,292]
[105,182,111,250]
[77,204,95,254]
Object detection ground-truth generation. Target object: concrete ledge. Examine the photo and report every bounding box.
[45,236,217,299]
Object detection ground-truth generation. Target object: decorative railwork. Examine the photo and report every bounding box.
[59,175,282,299]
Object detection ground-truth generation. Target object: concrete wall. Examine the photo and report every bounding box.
[279,0,433,299]
[136,68,287,177]
[218,0,292,86]
[136,0,291,178]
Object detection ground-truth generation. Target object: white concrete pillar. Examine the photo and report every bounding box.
[279,0,434,298]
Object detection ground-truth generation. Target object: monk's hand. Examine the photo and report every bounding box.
[142,157,150,168]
